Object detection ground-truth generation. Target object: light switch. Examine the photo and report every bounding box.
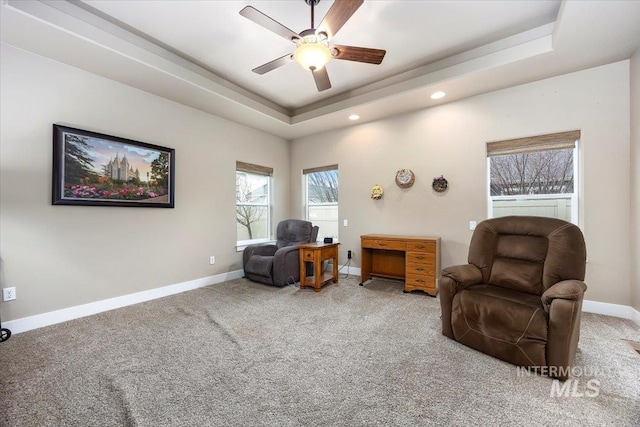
[469,221,477,231]
[343,219,348,227]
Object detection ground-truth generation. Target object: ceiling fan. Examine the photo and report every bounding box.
[240,0,386,92]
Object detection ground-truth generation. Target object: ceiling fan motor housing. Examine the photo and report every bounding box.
[293,31,331,71]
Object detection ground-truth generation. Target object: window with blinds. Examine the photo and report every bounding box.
[236,161,272,247]
[303,164,338,241]
[486,131,580,224]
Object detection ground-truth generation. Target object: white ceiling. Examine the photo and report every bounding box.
[2,0,640,140]
[81,0,561,109]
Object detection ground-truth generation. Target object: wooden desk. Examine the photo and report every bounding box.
[360,234,441,296]
[299,242,340,292]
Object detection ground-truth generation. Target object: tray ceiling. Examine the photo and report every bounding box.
[2,1,640,139]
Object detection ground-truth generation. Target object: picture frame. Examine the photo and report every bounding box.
[52,125,175,208]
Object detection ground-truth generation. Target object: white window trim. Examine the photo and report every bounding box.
[236,169,272,248]
[304,167,339,241]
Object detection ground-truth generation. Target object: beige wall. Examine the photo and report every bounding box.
[0,44,291,321]
[1,43,635,322]
[631,48,640,312]
[291,61,632,306]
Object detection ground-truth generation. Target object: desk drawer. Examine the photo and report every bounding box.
[406,263,435,276]
[361,239,406,251]
[405,273,436,290]
[406,241,436,252]
[406,252,435,265]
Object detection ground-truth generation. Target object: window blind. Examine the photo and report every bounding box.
[236,161,273,176]
[486,130,580,157]
[302,164,338,174]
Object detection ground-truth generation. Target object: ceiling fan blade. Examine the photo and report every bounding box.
[252,54,293,75]
[318,0,364,38]
[332,45,386,64]
[240,6,299,42]
[312,67,332,92]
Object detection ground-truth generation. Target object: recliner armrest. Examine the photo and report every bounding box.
[439,264,482,339]
[541,280,587,312]
[242,244,277,269]
[543,280,587,379]
[441,264,483,290]
[272,245,303,285]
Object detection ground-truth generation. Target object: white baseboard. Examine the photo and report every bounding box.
[582,300,640,326]
[3,270,244,335]
[340,265,361,277]
[630,306,640,327]
[4,269,639,334]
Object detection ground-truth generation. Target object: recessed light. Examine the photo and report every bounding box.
[348,114,360,121]
[430,91,446,100]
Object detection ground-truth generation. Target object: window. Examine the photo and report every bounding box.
[487,130,579,224]
[236,161,272,247]
[304,165,338,241]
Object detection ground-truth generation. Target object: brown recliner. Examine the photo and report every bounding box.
[440,216,587,380]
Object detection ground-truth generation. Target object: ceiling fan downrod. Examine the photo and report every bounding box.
[305,0,320,29]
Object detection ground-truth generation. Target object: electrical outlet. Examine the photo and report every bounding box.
[347,250,352,259]
[209,256,215,265]
[3,287,16,301]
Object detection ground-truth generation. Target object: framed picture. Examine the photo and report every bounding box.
[52,125,175,208]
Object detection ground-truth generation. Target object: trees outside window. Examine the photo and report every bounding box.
[236,162,272,246]
[304,166,338,240]
[487,131,579,224]
[490,149,574,196]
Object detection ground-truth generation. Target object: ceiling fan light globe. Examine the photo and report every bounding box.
[293,35,331,71]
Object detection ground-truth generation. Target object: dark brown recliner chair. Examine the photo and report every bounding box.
[243,219,319,287]
[440,216,587,380]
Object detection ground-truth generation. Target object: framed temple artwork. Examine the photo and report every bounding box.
[52,125,175,208]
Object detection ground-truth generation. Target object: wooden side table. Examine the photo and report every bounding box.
[298,242,340,292]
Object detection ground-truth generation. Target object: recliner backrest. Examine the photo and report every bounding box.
[276,219,314,249]
[468,216,586,295]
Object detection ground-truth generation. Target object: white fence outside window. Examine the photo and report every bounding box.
[491,195,573,222]
[308,203,339,241]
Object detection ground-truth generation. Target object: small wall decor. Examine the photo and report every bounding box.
[432,175,448,193]
[371,184,384,200]
[52,125,175,208]
[395,168,415,188]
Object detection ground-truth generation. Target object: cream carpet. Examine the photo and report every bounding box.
[1,276,639,426]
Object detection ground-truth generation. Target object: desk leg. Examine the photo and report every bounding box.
[332,252,338,283]
[359,248,372,286]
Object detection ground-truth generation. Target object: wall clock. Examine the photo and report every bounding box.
[395,169,415,188]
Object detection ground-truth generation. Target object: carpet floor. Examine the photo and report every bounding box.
[1,276,639,426]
